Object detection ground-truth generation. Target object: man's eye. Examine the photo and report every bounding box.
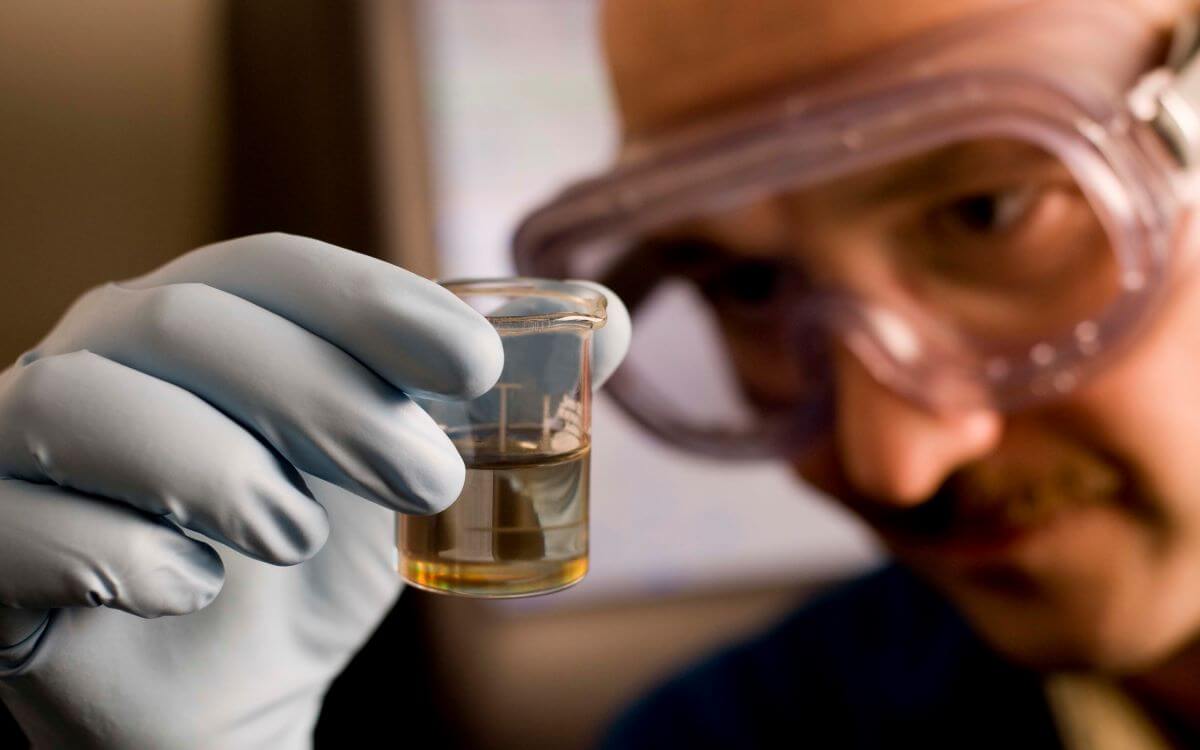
[935,185,1039,237]
[707,259,783,306]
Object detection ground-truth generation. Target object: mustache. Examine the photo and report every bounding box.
[855,444,1128,541]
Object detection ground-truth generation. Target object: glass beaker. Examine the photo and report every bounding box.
[398,278,607,597]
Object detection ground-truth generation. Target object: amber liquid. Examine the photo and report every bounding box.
[400,440,589,598]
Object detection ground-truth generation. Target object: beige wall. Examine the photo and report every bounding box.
[0,1,226,362]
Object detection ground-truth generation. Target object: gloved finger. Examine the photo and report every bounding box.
[568,280,631,390]
[0,608,50,653]
[0,479,224,617]
[0,352,329,565]
[475,279,631,395]
[117,233,504,401]
[29,282,464,514]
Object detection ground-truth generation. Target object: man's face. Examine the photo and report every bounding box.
[605,0,1200,672]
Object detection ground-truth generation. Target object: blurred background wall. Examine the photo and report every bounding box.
[0,2,880,748]
[0,0,383,362]
[0,0,225,363]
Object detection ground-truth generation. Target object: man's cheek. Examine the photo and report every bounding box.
[1047,287,1200,559]
[914,506,1200,671]
[789,437,851,500]
[905,519,1121,668]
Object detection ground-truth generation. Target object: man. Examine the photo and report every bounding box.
[3,1,1199,749]
[511,0,1200,746]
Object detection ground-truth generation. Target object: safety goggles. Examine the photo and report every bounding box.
[513,0,1200,459]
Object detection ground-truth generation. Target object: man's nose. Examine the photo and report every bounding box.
[833,345,1004,507]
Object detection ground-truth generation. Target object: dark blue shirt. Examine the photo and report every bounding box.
[600,565,1064,749]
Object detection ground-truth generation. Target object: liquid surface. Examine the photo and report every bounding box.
[400,442,590,598]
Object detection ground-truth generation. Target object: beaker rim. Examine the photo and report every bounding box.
[439,277,608,332]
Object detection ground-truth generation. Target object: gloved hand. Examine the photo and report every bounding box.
[0,233,631,749]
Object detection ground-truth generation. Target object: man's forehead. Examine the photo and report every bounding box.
[601,0,1183,140]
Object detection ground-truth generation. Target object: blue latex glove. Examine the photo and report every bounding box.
[0,233,631,749]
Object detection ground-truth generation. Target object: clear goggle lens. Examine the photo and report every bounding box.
[521,134,1164,457]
